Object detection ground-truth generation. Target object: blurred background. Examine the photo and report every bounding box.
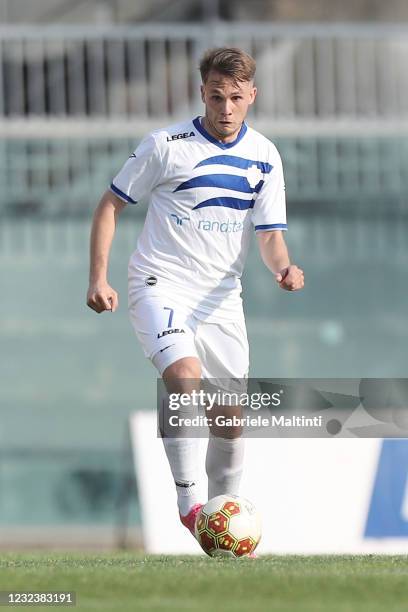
[1,0,408,549]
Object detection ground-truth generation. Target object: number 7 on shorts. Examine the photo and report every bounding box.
[163,306,174,328]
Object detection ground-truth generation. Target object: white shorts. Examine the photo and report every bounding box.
[128,289,249,380]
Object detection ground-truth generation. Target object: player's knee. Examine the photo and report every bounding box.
[163,357,201,390]
[209,406,243,438]
[209,424,243,439]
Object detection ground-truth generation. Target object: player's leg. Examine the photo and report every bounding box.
[195,318,249,499]
[205,404,245,499]
[160,356,203,532]
[128,291,203,528]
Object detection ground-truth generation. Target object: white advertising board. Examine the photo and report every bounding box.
[130,411,408,554]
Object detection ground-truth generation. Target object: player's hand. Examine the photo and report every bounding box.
[275,265,304,291]
[86,282,119,313]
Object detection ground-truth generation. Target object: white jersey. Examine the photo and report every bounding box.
[111,117,287,323]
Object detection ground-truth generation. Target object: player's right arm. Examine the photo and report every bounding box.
[86,190,126,313]
[87,131,166,313]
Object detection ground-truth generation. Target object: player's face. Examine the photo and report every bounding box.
[200,71,257,143]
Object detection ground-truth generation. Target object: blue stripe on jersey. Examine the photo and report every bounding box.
[195,155,272,174]
[174,173,264,194]
[110,182,137,204]
[255,223,287,231]
[193,117,247,149]
[193,197,255,211]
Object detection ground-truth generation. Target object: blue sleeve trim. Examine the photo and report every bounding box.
[255,223,287,231]
[110,183,137,204]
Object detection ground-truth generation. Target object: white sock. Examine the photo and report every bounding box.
[205,433,245,499]
[162,437,200,516]
[160,395,200,516]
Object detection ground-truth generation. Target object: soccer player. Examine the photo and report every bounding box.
[87,47,304,542]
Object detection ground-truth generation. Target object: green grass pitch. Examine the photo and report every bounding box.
[1,553,408,611]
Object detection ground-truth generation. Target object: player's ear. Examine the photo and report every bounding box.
[249,86,257,105]
[200,84,205,103]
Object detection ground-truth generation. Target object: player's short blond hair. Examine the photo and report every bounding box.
[199,47,256,84]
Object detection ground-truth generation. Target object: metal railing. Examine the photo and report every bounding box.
[0,23,407,258]
[1,23,408,120]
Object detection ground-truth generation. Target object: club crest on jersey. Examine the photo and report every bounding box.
[246,164,264,189]
[173,154,273,211]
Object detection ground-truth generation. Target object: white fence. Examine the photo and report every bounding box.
[1,23,408,120]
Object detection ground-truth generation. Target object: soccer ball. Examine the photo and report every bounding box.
[195,494,261,558]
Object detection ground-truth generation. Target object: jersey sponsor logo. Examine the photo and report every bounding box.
[170,211,243,233]
[145,276,158,286]
[170,213,190,226]
[166,131,195,142]
[198,219,244,233]
[157,328,186,339]
[173,155,273,211]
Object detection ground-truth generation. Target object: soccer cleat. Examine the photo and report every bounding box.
[179,503,203,537]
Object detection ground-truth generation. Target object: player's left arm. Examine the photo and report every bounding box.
[257,230,304,291]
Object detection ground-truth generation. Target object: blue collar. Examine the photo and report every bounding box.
[193,116,247,149]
